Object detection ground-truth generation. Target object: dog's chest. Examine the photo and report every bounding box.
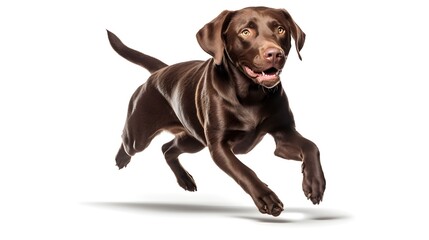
[224,106,268,154]
[234,107,262,130]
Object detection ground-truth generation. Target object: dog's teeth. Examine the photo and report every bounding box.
[262,71,266,76]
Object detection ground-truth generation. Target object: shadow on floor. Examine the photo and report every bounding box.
[85,201,350,224]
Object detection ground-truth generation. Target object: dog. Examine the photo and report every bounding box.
[107,6,325,217]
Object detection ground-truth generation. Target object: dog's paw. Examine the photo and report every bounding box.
[253,191,284,217]
[177,171,197,192]
[302,167,326,204]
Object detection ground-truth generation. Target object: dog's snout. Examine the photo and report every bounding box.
[264,48,284,63]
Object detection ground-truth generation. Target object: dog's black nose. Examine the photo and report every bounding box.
[264,48,284,63]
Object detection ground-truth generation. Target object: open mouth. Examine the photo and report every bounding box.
[243,66,282,88]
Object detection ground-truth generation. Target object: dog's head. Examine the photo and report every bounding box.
[197,7,305,89]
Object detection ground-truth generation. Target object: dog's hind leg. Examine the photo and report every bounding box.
[116,144,132,169]
[162,133,205,191]
[115,84,182,169]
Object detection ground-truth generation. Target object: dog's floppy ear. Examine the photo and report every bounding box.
[281,9,306,60]
[196,10,233,65]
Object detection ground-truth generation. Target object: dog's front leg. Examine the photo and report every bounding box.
[207,141,284,216]
[271,129,326,204]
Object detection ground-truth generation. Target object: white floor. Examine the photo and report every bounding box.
[1,0,428,239]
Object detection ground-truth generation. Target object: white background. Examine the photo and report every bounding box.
[1,0,428,239]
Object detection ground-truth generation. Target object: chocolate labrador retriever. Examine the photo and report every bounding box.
[107,6,325,217]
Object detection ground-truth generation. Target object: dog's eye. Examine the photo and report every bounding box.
[240,29,251,37]
[277,26,286,35]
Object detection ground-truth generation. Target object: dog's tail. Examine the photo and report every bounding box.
[106,30,168,73]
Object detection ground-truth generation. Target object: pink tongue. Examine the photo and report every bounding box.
[244,66,259,78]
[257,74,277,82]
[244,66,278,82]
